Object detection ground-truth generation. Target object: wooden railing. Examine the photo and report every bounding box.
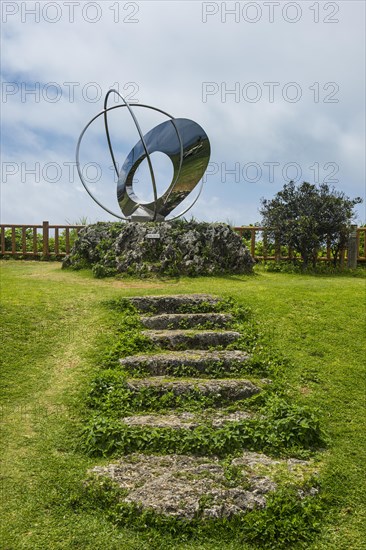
[0,222,365,264]
[233,226,366,264]
[0,221,85,257]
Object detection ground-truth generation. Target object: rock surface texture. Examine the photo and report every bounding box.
[91,453,279,519]
[140,312,233,329]
[119,349,250,376]
[63,221,254,276]
[142,329,241,350]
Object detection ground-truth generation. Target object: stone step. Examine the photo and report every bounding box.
[121,410,253,429]
[143,329,240,350]
[140,312,233,330]
[128,294,220,314]
[126,377,260,402]
[90,452,310,520]
[120,350,250,377]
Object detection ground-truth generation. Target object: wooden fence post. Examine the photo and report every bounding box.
[54,228,59,255]
[274,233,281,263]
[42,221,49,257]
[22,227,27,255]
[33,228,38,255]
[347,224,358,268]
[1,227,5,255]
[11,227,16,254]
[263,231,268,261]
[65,227,70,254]
[250,229,256,258]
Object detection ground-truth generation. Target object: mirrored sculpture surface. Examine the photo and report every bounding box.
[76,90,211,221]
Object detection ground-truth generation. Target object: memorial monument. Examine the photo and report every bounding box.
[64,89,253,276]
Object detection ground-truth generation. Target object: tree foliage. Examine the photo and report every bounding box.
[260,181,362,268]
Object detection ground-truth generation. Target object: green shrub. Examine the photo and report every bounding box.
[92,264,117,278]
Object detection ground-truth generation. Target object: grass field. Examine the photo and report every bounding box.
[1,260,365,549]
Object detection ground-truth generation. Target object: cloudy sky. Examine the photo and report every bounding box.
[1,0,365,225]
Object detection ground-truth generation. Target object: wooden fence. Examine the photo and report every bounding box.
[233,225,366,265]
[0,221,365,264]
[0,221,84,257]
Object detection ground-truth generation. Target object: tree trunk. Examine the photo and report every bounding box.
[302,251,308,270]
[312,247,318,268]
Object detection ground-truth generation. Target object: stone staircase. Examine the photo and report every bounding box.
[90,294,314,521]
[120,294,260,427]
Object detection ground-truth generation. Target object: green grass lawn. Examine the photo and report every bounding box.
[1,261,365,549]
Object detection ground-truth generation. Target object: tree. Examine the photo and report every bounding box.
[260,181,362,268]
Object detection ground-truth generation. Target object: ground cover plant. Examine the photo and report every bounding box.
[1,261,365,549]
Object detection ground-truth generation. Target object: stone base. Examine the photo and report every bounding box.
[62,221,254,277]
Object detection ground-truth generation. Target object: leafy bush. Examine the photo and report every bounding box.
[260,181,362,268]
[92,264,117,278]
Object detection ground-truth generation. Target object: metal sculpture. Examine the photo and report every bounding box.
[76,89,211,221]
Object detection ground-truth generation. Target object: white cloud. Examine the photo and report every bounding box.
[1,0,365,225]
